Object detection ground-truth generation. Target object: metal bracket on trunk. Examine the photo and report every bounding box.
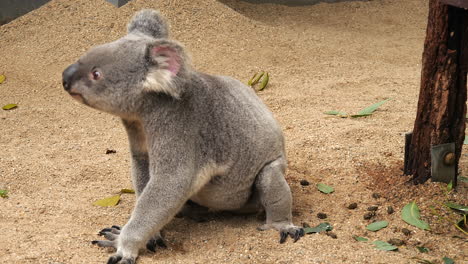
[431,143,456,184]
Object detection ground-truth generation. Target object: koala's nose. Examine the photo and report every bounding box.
[62,63,79,91]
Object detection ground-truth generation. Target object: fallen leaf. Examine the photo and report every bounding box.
[445,202,468,215]
[366,221,389,232]
[303,222,333,234]
[447,181,453,192]
[372,240,397,251]
[2,104,17,110]
[401,201,430,230]
[417,246,430,253]
[248,72,264,87]
[459,176,468,183]
[353,235,368,242]
[258,72,269,91]
[442,257,454,264]
[324,110,347,116]
[93,195,121,207]
[120,188,135,194]
[0,189,8,198]
[0,74,5,84]
[355,99,391,116]
[412,258,436,264]
[316,183,334,194]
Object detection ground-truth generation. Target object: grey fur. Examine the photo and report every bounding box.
[127,9,169,39]
[62,9,303,263]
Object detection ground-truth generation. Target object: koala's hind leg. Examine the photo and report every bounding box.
[255,157,304,243]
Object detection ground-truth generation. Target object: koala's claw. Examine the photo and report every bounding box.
[279,228,304,244]
[145,236,167,252]
[107,255,135,264]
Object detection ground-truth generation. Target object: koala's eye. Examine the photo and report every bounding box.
[91,70,102,80]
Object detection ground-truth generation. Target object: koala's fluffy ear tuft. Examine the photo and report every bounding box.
[142,40,191,98]
[127,9,169,39]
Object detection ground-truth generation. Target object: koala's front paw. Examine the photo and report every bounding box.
[91,225,122,249]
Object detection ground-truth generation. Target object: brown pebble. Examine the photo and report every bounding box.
[363,212,375,220]
[387,206,394,214]
[326,232,337,239]
[302,222,310,228]
[300,180,310,186]
[347,203,358,209]
[317,213,327,219]
[402,228,412,236]
[388,238,405,246]
[367,206,378,211]
[372,193,381,199]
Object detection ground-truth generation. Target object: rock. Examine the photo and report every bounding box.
[347,203,358,209]
[363,212,375,220]
[372,193,381,199]
[367,206,378,211]
[388,238,405,246]
[402,228,412,236]
[387,206,394,214]
[300,179,310,186]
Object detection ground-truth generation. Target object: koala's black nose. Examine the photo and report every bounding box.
[62,63,79,91]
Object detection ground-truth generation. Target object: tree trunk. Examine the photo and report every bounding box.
[407,0,468,184]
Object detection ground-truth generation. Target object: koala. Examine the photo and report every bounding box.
[62,9,303,264]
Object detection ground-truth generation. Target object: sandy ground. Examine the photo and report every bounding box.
[0,0,466,263]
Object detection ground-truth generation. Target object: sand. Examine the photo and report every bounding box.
[0,0,466,263]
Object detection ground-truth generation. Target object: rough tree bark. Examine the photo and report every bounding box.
[406,0,468,184]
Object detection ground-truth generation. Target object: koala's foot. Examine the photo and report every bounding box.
[175,200,212,222]
[257,222,305,243]
[92,225,166,253]
[254,157,304,244]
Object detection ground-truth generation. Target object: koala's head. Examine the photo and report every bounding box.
[62,9,191,117]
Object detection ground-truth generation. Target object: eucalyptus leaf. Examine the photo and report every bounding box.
[258,72,269,91]
[303,222,333,234]
[248,72,264,87]
[0,74,5,84]
[120,188,135,194]
[372,240,397,251]
[447,181,453,192]
[316,183,334,194]
[416,246,429,253]
[366,221,388,231]
[0,189,8,198]
[2,104,17,110]
[93,195,121,207]
[356,99,390,116]
[464,136,468,145]
[324,110,347,116]
[401,201,430,230]
[442,257,454,264]
[412,258,436,264]
[459,176,468,183]
[445,202,468,214]
[353,235,368,242]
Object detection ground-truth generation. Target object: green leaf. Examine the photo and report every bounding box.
[0,74,5,84]
[447,181,453,192]
[303,222,333,234]
[366,221,389,231]
[412,258,436,264]
[0,189,8,198]
[2,103,17,110]
[464,136,468,145]
[372,240,398,251]
[120,188,135,194]
[248,72,264,87]
[459,176,468,183]
[258,72,269,91]
[356,99,390,116]
[401,201,430,230]
[416,246,430,253]
[442,257,455,264]
[316,183,334,194]
[445,202,468,215]
[353,235,368,242]
[324,110,347,116]
[93,195,120,207]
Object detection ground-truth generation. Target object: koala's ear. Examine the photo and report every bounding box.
[143,40,190,98]
[127,9,169,39]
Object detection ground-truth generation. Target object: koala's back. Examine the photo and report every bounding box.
[188,73,285,210]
